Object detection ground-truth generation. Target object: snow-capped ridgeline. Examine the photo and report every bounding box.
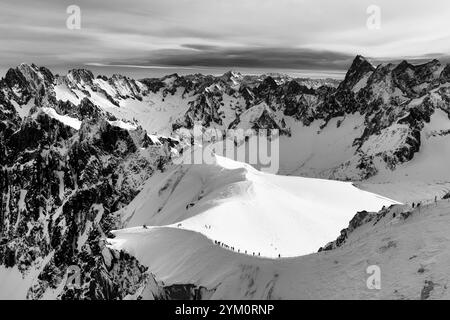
[2,56,450,183]
[116,155,398,257]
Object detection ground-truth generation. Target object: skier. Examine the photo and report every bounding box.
[143,224,148,229]
[412,203,415,208]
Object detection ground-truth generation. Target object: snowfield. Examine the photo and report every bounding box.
[116,155,398,258]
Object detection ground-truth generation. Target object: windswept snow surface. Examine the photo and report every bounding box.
[117,155,398,258]
[110,200,450,299]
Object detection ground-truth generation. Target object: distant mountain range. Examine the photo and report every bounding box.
[1,56,450,299]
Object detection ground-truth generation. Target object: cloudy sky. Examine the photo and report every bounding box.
[1,0,450,77]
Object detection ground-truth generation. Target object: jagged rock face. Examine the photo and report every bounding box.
[109,74,143,99]
[0,113,167,298]
[318,202,419,253]
[0,67,176,299]
[2,64,53,104]
[390,60,443,97]
[179,93,224,129]
[319,210,372,251]
[440,65,450,83]
[338,55,375,91]
[67,69,95,85]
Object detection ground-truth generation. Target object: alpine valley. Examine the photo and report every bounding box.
[1,55,450,299]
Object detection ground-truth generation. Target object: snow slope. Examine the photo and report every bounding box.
[110,200,450,300]
[41,107,81,130]
[278,113,365,176]
[359,109,450,203]
[0,266,32,300]
[117,155,398,257]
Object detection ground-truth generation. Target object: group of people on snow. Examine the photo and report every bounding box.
[213,240,282,258]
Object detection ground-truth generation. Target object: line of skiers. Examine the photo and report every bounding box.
[213,240,282,258]
[411,196,439,209]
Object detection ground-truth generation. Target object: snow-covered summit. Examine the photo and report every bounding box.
[117,153,398,257]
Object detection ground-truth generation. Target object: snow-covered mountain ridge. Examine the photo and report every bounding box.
[1,56,450,299]
[3,56,450,182]
[115,155,398,258]
[110,199,450,299]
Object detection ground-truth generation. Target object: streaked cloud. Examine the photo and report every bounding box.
[1,0,450,76]
[117,46,356,70]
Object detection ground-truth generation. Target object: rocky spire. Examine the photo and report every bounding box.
[338,55,376,91]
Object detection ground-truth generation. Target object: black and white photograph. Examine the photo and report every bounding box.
[1,0,450,307]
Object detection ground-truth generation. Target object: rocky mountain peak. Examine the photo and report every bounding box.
[67,68,95,85]
[257,76,278,92]
[220,70,242,83]
[338,55,376,91]
[285,80,314,95]
[440,64,450,82]
[394,60,414,71]
[390,59,443,96]
[2,63,54,103]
